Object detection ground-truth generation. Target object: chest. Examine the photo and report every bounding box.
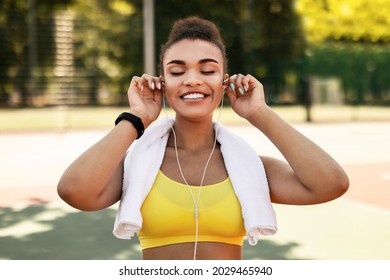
[139,171,246,240]
[160,147,228,186]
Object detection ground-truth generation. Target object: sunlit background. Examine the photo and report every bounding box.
[1,0,390,109]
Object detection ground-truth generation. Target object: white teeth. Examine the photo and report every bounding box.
[182,93,205,99]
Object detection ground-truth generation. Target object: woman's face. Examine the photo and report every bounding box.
[163,39,225,120]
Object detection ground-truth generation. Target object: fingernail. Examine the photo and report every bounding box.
[238,88,244,95]
[243,85,248,92]
[151,83,155,90]
[157,82,161,90]
[141,85,144,91]
[229,83,235,91]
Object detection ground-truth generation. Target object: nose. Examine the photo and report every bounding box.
[183,71,203,86]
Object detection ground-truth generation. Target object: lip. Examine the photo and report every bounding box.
[180,91,210,101]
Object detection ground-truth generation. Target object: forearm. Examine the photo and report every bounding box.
[58,74,163,210]
[57,121,137,210]
[248,105,349,195]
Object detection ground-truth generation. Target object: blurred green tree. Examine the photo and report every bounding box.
[296,0,390,44]
[0,0,74,107]
[69,0,143,105]
[296,0,390,104]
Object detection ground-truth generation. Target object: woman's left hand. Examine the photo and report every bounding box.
[225,74,267,119]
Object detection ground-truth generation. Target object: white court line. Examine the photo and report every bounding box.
[381,173,390,181]
[340,197,390,216]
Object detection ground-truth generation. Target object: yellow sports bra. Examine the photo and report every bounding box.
[138,170,246,250]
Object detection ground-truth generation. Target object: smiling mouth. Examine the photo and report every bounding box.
[181,93,207,100]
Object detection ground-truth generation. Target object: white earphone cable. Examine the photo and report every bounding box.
[163,90,224,260]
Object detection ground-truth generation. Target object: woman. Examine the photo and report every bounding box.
[57,16,349,260]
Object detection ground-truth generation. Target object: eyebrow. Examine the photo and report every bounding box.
[166,58,219,66]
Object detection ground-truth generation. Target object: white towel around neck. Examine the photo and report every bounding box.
[113,117,277,245]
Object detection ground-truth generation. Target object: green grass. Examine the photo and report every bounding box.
[0,107,121,132]
[1,105,389,133]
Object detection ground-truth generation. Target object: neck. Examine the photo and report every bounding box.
[169,116,215,152]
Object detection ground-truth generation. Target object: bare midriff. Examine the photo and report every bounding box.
[142,242,242,260]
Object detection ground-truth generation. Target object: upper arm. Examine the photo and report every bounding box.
[58,156,124,211]
[261,156,318,205]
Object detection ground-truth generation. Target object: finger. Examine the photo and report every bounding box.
[234,74,246,96]
[225,81,238,104]
[246,74,264,95]
[141,74,161,91]
[242,74,251,93]
[229,74,246,96]
[227,74,237,92]
[129,76,144,92]
[139,74,152,90]
[156,76,164,90]
[148,76,164,93]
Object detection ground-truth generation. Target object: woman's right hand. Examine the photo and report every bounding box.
[127,74,164,128]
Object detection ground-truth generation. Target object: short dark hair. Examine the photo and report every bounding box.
[159,16,227,75]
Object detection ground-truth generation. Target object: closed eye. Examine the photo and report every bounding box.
[170,72,184,76]
[201,70,215,75]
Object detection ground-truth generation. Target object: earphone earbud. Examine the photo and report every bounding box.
[222,79,228,92]
[222,73,229,85]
